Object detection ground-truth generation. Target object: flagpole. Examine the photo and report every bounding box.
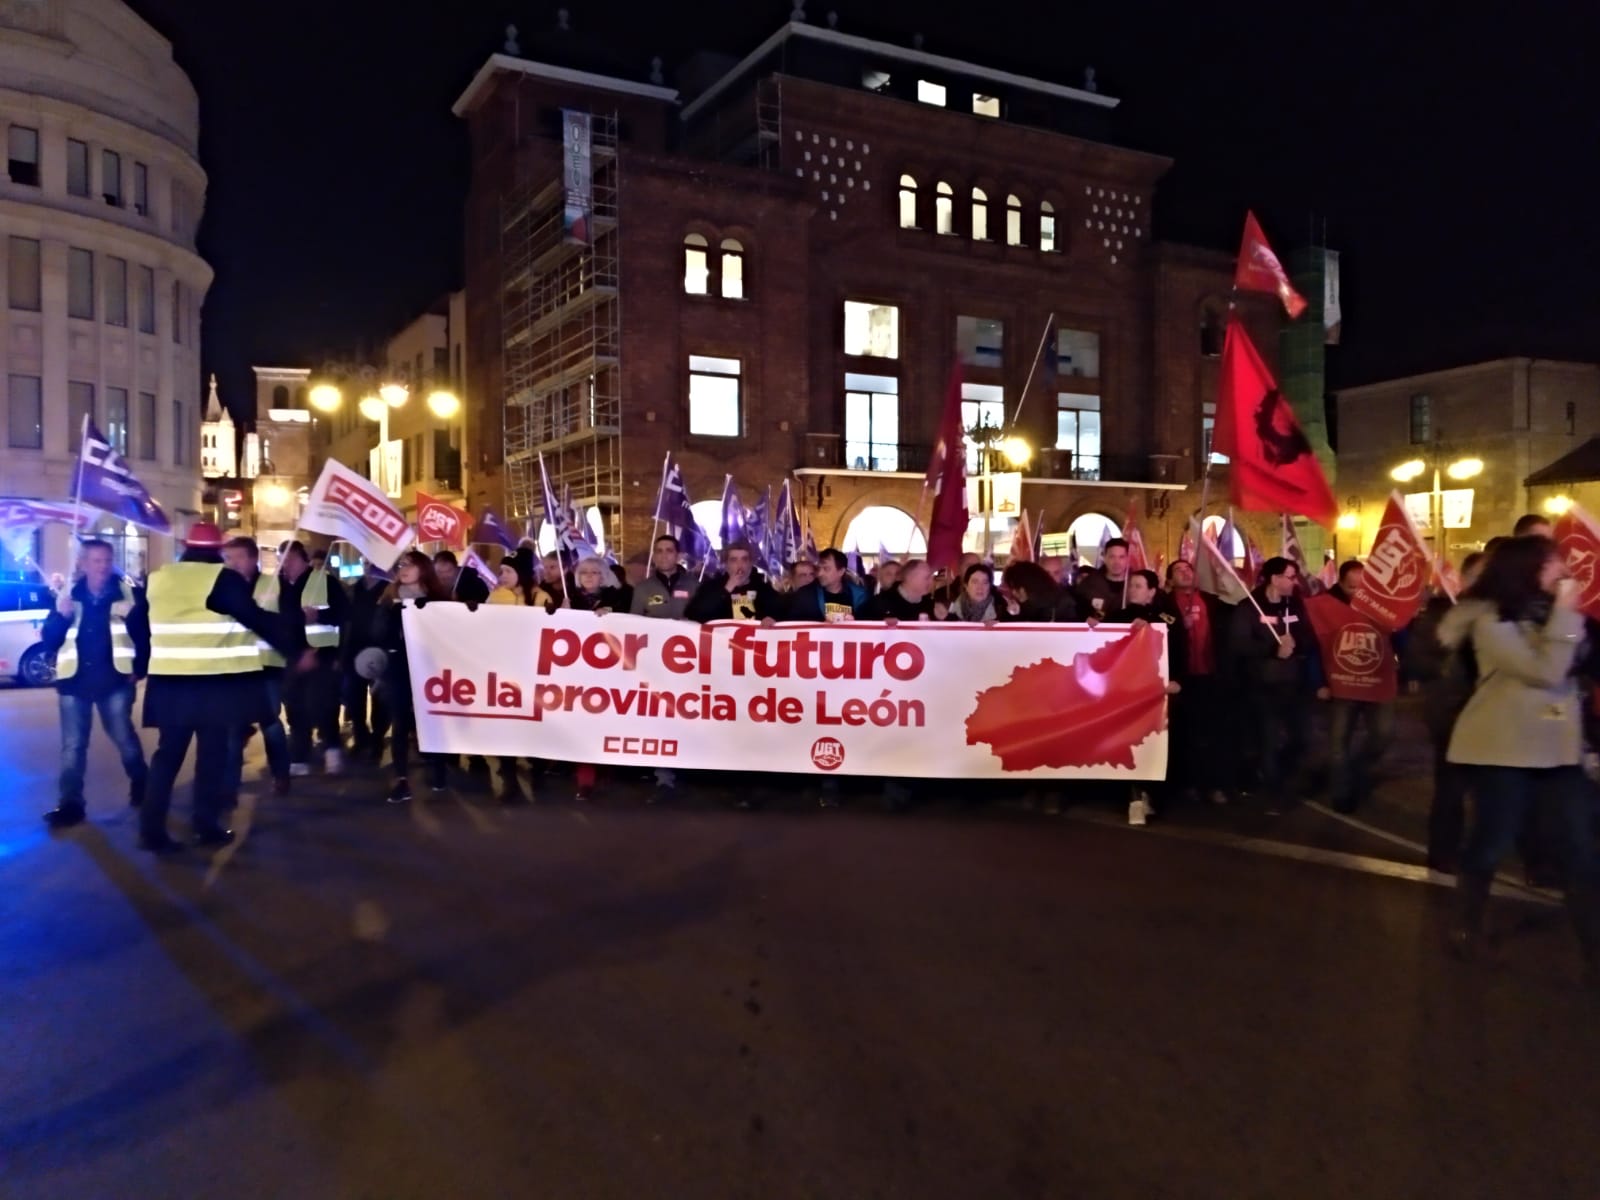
[1007,312,1056,430]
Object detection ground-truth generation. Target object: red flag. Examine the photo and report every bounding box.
[925,361,968,571]
[1235,210,1307,318]
[1177,522,1197,566]
[415,491,470,551]
[1305,591,1398,702]
[1123,505,1149,572]
[1006,510,1033,562]
[1317,553,1338,592]
[1553,505,1600,622]
[1213,317,1337,527]
[1432,555,1462,604]
[1349,492,1430,631]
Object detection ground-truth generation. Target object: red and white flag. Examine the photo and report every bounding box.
[1349,492,1430,631]
[1007,510,1034,563]
[1235,210,1307,318]
[1317,553,1338,592]
[1432,556,1462,604]
[1191,516,1250,605]
[1553,505,1600,622]
[1213,317,1338,527]
[415,490,470,551]
[303,458,414,571]
[1123,505,1149,572]
[1281,512,1310,583]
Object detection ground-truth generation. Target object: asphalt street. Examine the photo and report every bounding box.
[2,685,1597,1200]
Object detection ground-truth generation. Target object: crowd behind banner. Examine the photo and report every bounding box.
[33,508,1600,987]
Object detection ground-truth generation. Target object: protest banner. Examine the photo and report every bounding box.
[403,606,1170,780]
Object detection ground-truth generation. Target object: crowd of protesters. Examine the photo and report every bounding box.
[34,512,1600,985]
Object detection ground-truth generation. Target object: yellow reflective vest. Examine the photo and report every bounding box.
[146,562,261,676]
[253,572,285,668]
[54,578,138,681]
[301,569,339,649]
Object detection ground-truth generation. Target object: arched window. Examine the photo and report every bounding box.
[719,238,745,299]
[1202,515,1246,565]
[689,500,724,551]
[1006,194,1023,246]
[898,174,918,229]
[1040,201,1057,253]
[272,385,289,408]
[1065,512,1123,565]
[843,505,926,559]
[971,187,988,241]
[683,234,709,295]
[935,181,954,235]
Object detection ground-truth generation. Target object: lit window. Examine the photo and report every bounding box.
[102,149,122,206]
[844,373,900,471]
[957,315,1004,368]
[688,355,741,437]
[67,140,89,197]
[971,187,988,241]
[68,247,94,319]
[1040,201,1057,252]
[7,236,40,312]
[862,68,891,93]
[917,80,947,107]
[1201,402,1228,465]
[960,382,1005,473]
[843,300,899,358]
[719,239,744,299]
[1055,394,1102,478]
[1057,328,1100,379]
[7,125,39,187]
[683,233,709,295]
[935,182,954,235]
[898,174,918,229]
[973,94,1000,118]
[104,256,128,327]
[1006,194,1022,246]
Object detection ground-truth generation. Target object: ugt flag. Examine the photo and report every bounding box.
[303,458,413,570]
[1212,317,1337,528]
[72,417,171,532]
[1235,211,1308,318]
[1349,492,1431,631]
[1554,504,1600,623]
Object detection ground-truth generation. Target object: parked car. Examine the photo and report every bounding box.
[0,579,57,686]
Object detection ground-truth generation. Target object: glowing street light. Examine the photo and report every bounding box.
[308,383,342,413]
[1544,494,1574,516]
[1000,436,1032,468]
[1336,511,1359,531]
[426,390,461,419]
[379,382,409,408]
[1446,457,1483,481]
[1390,459,1426,483]
[358,394,387,423]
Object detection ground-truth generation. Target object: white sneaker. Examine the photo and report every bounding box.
[323,748,345,776]
[1128,796,1148,826]
[288,762,312,777]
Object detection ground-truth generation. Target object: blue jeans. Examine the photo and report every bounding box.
[1461,765,1596,886]
[1326,699,1395,811]
[58,685,146,808]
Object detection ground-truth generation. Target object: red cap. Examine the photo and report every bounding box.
[185,520,226,548]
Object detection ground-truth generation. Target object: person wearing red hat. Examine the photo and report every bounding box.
[138,520,309,853]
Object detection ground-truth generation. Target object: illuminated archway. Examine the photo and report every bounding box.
[1202,514,1245,564]
[536,507,607,556]
[1062,512,1122,564]
[689,500,724,551]
[842,505,925,560]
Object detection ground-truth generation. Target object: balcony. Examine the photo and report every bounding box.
[804,434,931,474]
[801,435,1183,489]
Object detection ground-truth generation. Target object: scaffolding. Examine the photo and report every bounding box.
[500,111,623,550]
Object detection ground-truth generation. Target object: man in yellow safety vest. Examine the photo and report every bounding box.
[277,539,348,775]
[139,521,309,853]
[40,537,151,827]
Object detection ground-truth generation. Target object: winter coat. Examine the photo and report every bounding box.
[40,574,150,697]
[686,570,781,622]
[1230,588,1321,691]
[1074,569,1127,619]
[1105,600,1187,684]
[630,568,696,620]
[783,579,871,622]
[1441,599,1585,769]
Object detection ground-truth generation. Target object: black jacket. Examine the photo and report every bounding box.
[783,578,871,622]
[40,574,151,697]
[686,570,781,622]
[450,567,491,606]
[141,557,299,729]
[278,567,349,662]
[867,585,939,622]
[341,576,390,666]
[568,584,632,614]
[1074,569,1129,619]
[1231,587,1320,691]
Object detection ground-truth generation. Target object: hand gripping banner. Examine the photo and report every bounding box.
[403,606,1170,780]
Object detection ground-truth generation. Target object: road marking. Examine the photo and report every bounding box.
[1064,810,1558,905]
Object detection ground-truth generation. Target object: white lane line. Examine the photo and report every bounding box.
[1064,810,1558,905]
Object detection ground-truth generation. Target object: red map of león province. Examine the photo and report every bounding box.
[964,625,1168,771]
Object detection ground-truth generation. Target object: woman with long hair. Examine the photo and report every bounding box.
[945,562,1002,623]
[1439,535,1598,986]
[376,550,449,804]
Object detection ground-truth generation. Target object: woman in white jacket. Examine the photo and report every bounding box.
[1439,535,1598,986]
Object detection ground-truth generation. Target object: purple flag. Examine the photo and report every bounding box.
[746,486,771,576]
[774,479,802,569]
[72,417,170,532]
[653,453,713,567]
[472,506,517,550]
[718,475,746,549]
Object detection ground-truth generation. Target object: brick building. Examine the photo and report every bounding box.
[453,15,1280,564]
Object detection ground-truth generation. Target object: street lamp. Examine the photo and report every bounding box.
[427,390,461,419]
[1391,453,1484,553]
[309,383,342,413]
[1001,436,1032,468]
[1544,494,1573,516]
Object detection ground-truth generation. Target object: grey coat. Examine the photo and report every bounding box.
[629,568,695,620]
[1440,599,1585,768]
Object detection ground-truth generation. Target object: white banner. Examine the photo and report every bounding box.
[562,109,592,245]
[1324,249,1342,345]
[1403,488,1474,530]
[302,458,413,570]
[403,606,1170,780]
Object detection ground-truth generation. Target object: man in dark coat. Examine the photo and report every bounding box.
[140,522,308,852]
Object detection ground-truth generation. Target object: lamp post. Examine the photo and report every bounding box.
[974,432,1032,559]
[309,377,464,499]
[1390,454,1483,555]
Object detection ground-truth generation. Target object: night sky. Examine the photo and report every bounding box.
[129,1,1599,428]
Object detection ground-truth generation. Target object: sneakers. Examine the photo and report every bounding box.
[288,762,312,778]
[387,778,412,805]
[43,804,86,829]
[427,763,449,793]
[1128,793,1150,826]
[323,748,345,776]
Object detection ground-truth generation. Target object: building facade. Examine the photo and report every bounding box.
[319,291,469,525]
[1334,358,1600,561]
[0,0,211,576]
[455,15,1281,565]
[199,374,235,478]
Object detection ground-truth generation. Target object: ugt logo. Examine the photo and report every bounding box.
[1334,625,1381,676]
[1363,528,1422,601]
[327,476,407,541]
[810,737,845,771]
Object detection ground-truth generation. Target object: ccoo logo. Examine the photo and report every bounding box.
[810,737,845,771]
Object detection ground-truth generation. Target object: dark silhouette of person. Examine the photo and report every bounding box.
[1255,388,1313,467]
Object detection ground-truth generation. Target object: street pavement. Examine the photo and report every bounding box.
[2,685,1598,1199]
